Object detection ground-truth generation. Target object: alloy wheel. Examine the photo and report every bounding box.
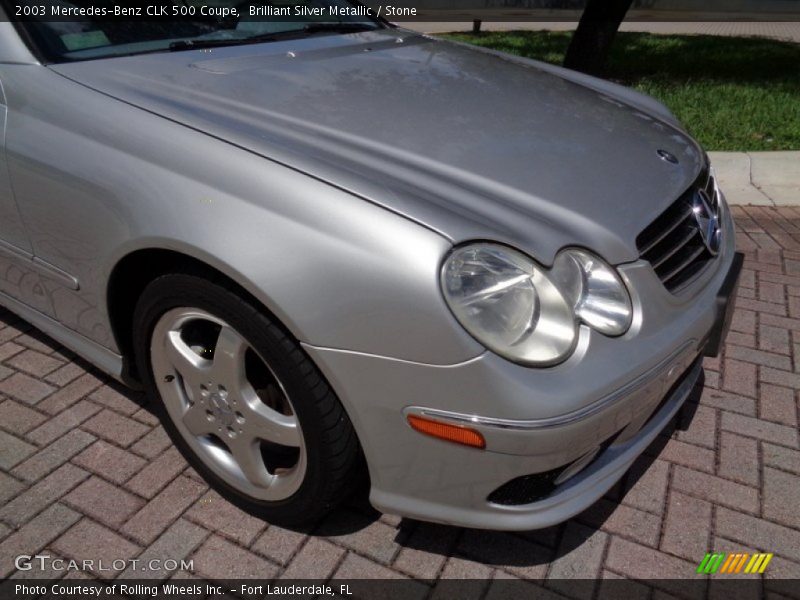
[150,307,306,501]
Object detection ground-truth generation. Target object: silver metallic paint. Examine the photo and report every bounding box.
[0,61,481,364]
[49,29,704,266]
[373,360,703,530]
[402,340,695,431]
[305,206,734,527]
[0,23,733,528]
[0,20,38,64]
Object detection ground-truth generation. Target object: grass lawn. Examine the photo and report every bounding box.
[440,31,800,151]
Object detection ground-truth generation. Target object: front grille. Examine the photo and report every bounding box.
[636,166,719,292]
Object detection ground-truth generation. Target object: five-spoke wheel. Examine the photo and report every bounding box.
[152,308,306,501]
[133,273,361,524]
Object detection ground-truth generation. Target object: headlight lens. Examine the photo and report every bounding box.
[551,249,633,336]
[441,244,576,365]
[441,244,632,365]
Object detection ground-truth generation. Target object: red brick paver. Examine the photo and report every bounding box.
[0,205,799,585]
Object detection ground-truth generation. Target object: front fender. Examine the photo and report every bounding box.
[3,64,483,365]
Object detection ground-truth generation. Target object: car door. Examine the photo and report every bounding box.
[0,78,31,253]
[0,71,54,315]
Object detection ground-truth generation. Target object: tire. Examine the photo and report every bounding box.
[132,273,361,525]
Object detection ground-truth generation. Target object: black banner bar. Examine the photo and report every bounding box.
[2,1,800,22]
[1,578,795,600]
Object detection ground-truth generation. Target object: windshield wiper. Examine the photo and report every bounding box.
[169,34,276,51]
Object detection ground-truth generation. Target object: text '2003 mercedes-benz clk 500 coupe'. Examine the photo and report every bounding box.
[0,0,742,530]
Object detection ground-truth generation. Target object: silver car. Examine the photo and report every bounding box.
[0,2,741,530]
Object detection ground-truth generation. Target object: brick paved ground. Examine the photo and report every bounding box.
[1,206,799,588]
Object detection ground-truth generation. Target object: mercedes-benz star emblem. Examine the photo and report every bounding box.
[210,392,236,427]
[692,189,722,256]
[657,149,679,164]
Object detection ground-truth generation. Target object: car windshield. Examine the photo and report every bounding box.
[10,0,384,62]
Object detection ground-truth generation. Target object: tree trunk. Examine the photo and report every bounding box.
[563,0,634,76]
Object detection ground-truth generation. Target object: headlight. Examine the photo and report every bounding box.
[441,244,632,366]
[551,249,633,336]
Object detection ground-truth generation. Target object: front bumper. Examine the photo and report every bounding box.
[395,358,702,529]
[304,206,740,530]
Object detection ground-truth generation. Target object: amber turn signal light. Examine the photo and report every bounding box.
[407,415,486,449]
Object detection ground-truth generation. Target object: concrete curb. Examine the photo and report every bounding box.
[708,151,799,206]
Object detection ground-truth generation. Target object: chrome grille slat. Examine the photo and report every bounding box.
[660,245,707,284]
[638,204,694,256]
[705,173,720,197]
[649,227,700,269]
[636,165,719,293]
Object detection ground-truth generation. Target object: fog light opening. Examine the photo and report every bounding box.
[407,415,486,449]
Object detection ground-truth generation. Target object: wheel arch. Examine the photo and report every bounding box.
[106,247,298,382]
[106,245,375,485]
[112,248,370,516]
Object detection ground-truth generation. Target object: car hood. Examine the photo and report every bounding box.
[51,28,704,264]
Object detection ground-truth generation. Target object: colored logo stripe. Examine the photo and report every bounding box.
[745,553,773,574]
[697,552,773,574]
[697,553,725,574]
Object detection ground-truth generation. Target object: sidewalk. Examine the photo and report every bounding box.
[709,152,799,206]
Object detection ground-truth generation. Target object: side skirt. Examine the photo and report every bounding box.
[0,289,129,385]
